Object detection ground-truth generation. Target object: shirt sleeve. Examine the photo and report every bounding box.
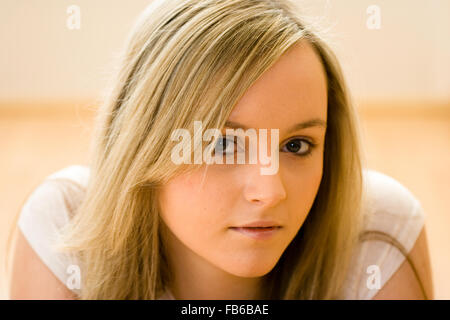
[17,178,81,294]
[341,170,427,300]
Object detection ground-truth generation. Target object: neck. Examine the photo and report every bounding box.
[161,224,266,300]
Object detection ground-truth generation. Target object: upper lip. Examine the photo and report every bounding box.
[232,221,282,228]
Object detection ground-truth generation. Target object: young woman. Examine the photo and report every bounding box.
[7,0,433,300]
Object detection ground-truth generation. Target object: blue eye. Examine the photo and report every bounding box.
[281,138,316,157]
[214,136,240,156]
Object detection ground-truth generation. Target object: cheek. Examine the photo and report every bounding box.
[283,156,323,226]
[158,169,237,245]
[157,159,324,278]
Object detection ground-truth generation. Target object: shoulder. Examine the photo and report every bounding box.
[372,225,434,299]
[46,165,90,188]
[12,165,90,298]
[18,165,90,239]
[361,169,426,245]
[362,169,425,219]
[341,169,427,299]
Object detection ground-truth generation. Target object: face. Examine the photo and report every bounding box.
[158,40,328,278]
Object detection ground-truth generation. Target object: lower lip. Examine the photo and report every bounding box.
[229,226,281,240]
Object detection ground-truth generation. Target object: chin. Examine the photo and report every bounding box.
[222,258,279,278]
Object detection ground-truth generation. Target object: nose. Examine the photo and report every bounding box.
[242,163,287,208]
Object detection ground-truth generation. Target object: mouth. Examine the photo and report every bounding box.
[229,226,282,240]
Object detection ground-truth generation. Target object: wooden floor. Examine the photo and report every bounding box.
[1,102,449,299]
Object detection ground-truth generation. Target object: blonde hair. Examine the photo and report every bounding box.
[8,0,367,299]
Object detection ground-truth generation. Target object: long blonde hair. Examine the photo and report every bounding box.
[9,0,367,299]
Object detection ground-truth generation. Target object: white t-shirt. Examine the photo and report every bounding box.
[16,165,426,300]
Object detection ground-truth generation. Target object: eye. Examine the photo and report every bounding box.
[213,135,243,156]
[281,138,316,157]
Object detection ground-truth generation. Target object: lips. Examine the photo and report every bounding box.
[235,221,282,228]
[229,226,282,240]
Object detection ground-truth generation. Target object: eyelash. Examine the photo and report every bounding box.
[215,136,318,158]
[281,137,317,158]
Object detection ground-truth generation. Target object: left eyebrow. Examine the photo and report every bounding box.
[224,118,327,134]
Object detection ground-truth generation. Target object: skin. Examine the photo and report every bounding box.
[372,227,434,300]
[9,229,78,299]
[8,225,434,299]
[8,40,434,300]
[158,40,328,299]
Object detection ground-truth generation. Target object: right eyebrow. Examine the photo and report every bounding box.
[224,118,327,134]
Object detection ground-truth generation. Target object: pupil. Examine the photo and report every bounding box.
[287,140,301,152]
[216,137,229,152]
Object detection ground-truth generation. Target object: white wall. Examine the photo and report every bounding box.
[305,0,450,103]
[0,0,449,103]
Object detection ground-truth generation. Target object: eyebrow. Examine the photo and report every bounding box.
[224,118,327,134]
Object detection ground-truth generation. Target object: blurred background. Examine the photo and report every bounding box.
[1,0,449,299]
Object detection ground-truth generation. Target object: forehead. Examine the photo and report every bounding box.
[227,40,328,134]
